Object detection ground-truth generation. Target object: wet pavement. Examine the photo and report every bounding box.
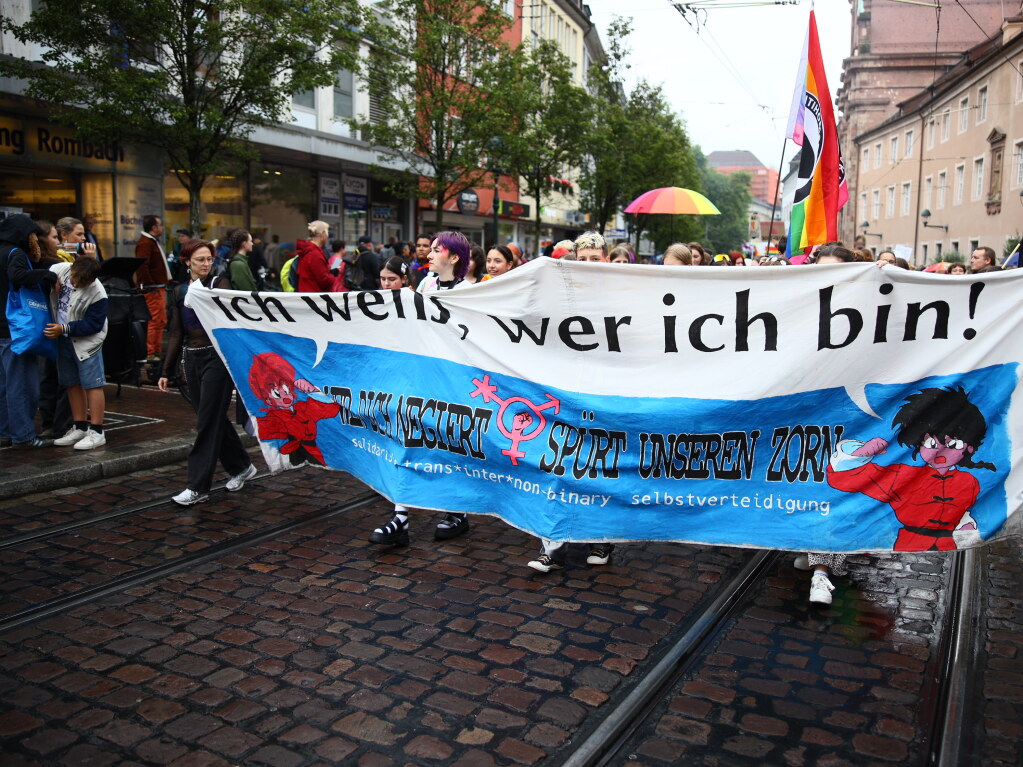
[0,383,1021,766]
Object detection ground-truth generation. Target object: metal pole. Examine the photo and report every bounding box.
[493,170,500,247]
[767,138,787,251]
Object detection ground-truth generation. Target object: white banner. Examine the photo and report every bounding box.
[187,260,1023,551]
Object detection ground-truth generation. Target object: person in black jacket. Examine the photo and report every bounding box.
[0,214,58,448]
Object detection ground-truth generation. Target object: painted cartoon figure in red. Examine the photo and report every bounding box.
[248,353,339,466]
[827,386,996,551]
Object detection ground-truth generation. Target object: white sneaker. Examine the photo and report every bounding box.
[54,427,87,446]
[73,430,106,450]
[809,571,835,605]
[793,555,811,571]
[172,488,209,506]
[226,464,257,492]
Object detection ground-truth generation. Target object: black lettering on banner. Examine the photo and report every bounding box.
[537,422,627,479]
[765,424,845,483]
[302,294,353,321]
[252,294,295,323]
[324,386,362,427]
[637,430,759,480]
[818,286,862,350]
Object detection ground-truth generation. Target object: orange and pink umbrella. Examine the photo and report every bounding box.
[624,187,721,216]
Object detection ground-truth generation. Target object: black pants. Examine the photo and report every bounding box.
[184,347,249,492]
[37,357,72,435]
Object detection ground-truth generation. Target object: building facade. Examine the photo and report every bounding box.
[707,150,780,208]
[837,0,1007,244]
[854,18,1023,266]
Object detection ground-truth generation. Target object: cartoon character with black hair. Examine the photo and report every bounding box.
[249,352,339,467]
[827,386,996,551]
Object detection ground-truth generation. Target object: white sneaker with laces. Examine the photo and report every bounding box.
[809,571,835,605]
[172,488,209,506]
[793,555,811,571]
[54,427,87,446]
[226,464,257,492]
[74,430,106,450]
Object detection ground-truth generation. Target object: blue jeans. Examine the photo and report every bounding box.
[0,338,41,443]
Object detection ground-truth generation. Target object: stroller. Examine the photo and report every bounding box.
[99,257,151,394]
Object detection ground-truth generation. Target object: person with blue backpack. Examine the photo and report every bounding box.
[0,214,58,449]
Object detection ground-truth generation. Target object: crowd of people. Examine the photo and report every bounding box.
[1,212,1012,605]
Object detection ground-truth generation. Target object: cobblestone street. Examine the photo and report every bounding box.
[0,386,1021,766]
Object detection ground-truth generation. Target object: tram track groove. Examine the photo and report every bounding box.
[0,473,280,551]
[0,489,380,635]
[560,550,778,767]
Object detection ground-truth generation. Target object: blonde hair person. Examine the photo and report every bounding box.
[662,243,692,265]
[574,231,607,262]
[307,220,329,239]
[552,239,576,260]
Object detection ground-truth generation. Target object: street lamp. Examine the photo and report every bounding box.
[920,209,948,232]
[860,221,883,239]
[486,137,504,247]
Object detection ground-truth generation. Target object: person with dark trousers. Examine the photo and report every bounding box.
[157,239,255,505]
[0,214,58,448]
[354,234,382,290]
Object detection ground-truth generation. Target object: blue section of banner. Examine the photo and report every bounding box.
[216,328,1015,551]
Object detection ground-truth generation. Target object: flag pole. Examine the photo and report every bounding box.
[766,139,787,251]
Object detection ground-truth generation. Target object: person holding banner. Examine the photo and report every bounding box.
[369,231,472,547]
[158,240,256,505]
[378,256,412,291]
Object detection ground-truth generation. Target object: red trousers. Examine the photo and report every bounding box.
[145,289,167,357]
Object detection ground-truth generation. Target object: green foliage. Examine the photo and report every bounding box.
[942,251,965,264]
[2,0,363,230]
[355,0,519,228]
[496,41,591,244]
[697,150,752,254]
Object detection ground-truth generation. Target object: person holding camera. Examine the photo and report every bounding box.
[55,217,97,262]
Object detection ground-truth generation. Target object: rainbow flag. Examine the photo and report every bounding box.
[786,10,847,256]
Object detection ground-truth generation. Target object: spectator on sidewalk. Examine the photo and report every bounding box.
[157,239,255,505]
[45,257,109,450]
[0,214,57,449]
[135,215,171,362]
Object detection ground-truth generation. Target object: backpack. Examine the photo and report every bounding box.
[342,252,365,291]
[281,255,300,292]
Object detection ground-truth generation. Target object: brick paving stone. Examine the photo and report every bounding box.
[973,536,1023,766]
[0,460,780,765]
[611,551,1021,766]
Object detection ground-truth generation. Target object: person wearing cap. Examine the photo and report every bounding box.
[550,239,575,260]
[353,234,382,290]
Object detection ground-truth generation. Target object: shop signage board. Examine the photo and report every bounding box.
[343,176,368,211]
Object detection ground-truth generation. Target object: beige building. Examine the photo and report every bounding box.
[854,18,1023,266]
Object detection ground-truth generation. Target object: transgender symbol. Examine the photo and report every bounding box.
[470,374,560,465]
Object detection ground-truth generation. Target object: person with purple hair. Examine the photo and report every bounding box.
[369,231,472,547]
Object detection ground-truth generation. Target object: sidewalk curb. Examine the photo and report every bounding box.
[2,430,257,500]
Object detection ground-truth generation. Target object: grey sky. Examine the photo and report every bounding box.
[584,0,851,174]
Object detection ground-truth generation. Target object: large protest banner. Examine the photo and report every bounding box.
[187,260,1022,552]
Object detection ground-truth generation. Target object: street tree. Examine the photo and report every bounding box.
[497,41,591,246]
[577,17,631,235]
[619,82,700,252]
[577,18,700,250]
[1,0,363,233]
[356,0,519,230]
[698,150,752,254]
